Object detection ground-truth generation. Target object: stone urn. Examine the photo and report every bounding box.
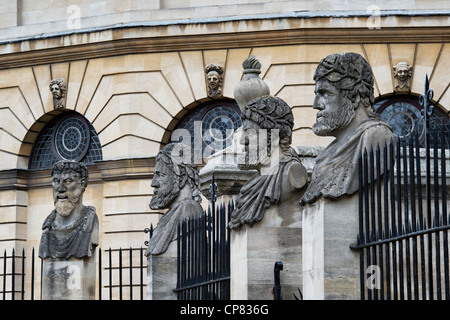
[233,55,270,111]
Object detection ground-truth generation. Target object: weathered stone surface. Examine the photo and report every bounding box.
[39,160,99,300]
[300,52,394,205]
[233,55,270,112]
[145,143,203,256]
[302,195,360,300]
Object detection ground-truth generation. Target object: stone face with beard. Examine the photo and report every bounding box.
[39,161,98,260]
[299,52,394,205]
[145,143,203,256]
[149,161,180,210]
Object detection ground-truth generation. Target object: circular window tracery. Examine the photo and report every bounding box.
[29,112,102,169]
[172,100,242,159]
[375,95,449,147]
[54,116,91,161]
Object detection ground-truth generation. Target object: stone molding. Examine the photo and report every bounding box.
[0,18,448,70]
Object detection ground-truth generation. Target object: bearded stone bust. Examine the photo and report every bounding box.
[229,95,308,229]
[299,52,394,205]
[145,143,203,256]
[39,160,98,260]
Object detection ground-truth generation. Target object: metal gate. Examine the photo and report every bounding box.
[174,174,232,300]
[352,77,450,300]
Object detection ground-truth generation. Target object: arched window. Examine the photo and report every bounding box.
[375,95,449,148]
[171,100,242,160]
[29,112,102,169]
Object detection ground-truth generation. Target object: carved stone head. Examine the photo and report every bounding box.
[150,143,201,210]
[238,95,294,172]
[52,160,88,217]
[49,78,67,109]
[393,61,413,92]
[205,63,223,98]
[312,52,376,137]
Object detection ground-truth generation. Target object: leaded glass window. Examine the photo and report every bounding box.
[29,112,102,169]
[375,96,449,148]
[172,100,242,159]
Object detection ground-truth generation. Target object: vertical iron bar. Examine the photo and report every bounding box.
[376,144,384,299]
[2,250,5,300]
[433,127,442,300]
[397,138,405,299]
[383,142,391,300]
[408,137,419,300]
[21,248,25,300]
[363,148,371,300]
[369,147,377,298]
[441,124,449,300]
[119,248,123,300]
[31,248,35,300]
[402,138,411,299]
[176,222,181,300]
[415,132,426,300]
[12,248,15,300]
[98,247,102,300]
[109,248,112,300]
[140,247,144,300]
[358,152,365,300]
[389,141,397,300]
[129,247,133,300]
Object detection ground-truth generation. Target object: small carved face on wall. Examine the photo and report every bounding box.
[150,161,179,210]
[393,62,412,92]
[50,83,62,99]
[205,63,223,98]
[49,78,67,109]
[312,79,355,136]
[52,168,86,217]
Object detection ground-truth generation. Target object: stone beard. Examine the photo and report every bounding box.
[39,160,98,260]
[300,52,394,205]
[146,143,203,256]
[228,95,307,229]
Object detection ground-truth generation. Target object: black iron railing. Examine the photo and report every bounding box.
[352,76,450,300]
[174,173,233,300]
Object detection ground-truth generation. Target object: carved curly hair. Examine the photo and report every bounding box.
[52,160,89,189]
[314,52,375,115]
[156,143,202,204]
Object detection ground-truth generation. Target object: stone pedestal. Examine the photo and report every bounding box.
[301,194,360,300]
[230,203,302,300]
[41,253,97,300]
[147,240,177,300]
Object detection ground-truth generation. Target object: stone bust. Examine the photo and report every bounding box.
[145,143,203,256]
[299,52,394,205]
[205,63,223,98]
[49,78,67,109]
[39,160,99,259]
[229,95,308,229]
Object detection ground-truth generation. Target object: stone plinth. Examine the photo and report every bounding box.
[147,240,177,300]
[41,254,97,300]
[230,202,302,300]
[301,194,360,300]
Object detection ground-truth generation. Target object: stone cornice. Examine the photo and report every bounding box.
[0,15,448,70]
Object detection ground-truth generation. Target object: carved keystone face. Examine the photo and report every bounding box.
[396,66,409,82]
[52,171,84,217]
[50,84,62,99]
[312,79,355,137]
[207,71,220,90]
